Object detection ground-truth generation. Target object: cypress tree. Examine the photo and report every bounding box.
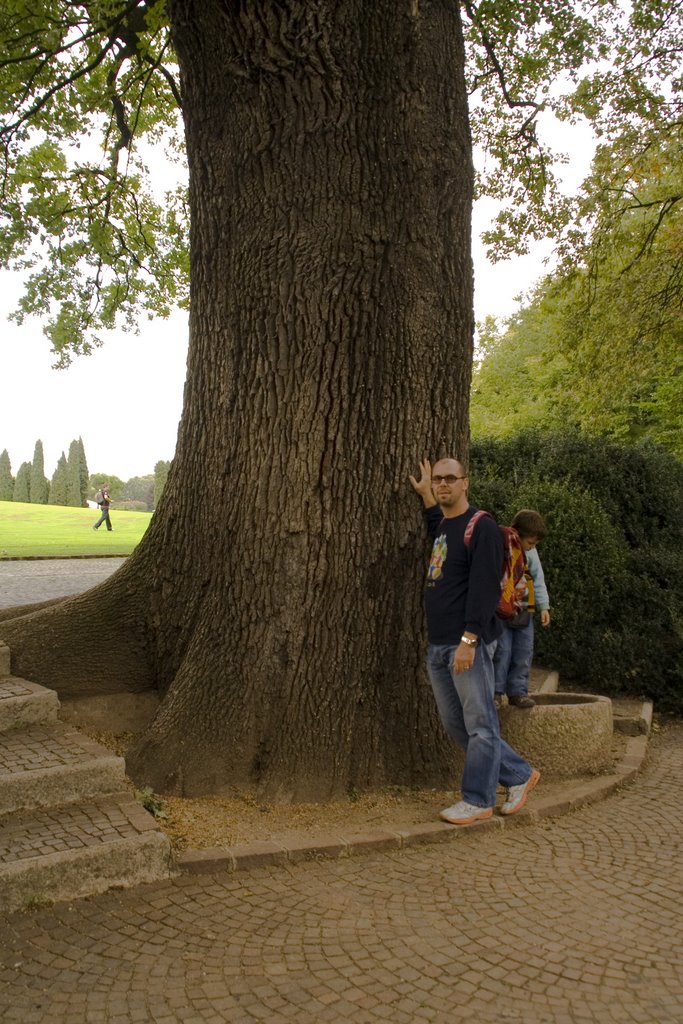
[13,462,31,502]
[49,452,69,505]
[77,436,89,505]
[66,439,84,506]
[30,439,49,504]
[0,449,13,501]
[154,460,171,507]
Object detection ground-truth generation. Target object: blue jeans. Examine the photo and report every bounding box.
[93,508,112,530]
[427,642,532,808]
[494,621,534,697]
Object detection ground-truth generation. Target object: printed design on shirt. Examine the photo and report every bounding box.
[427,533,447,581]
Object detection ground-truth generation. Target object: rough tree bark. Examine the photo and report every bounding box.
[0,0,474,801]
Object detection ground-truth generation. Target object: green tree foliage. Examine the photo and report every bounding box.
[471,152,683,456]
[76,437,89,506]
[89,473,125,501]
[29,439,49,504]
[153,459,170,507]
[66,442,81,507]
[509,4,683,455]
[13,461,31,502]
[0,0,188,363]
[468,0,683,258]
[557,140,683,455]
[472,136,683,455]
[464,0,608,255]
[1,1,678,356]
[469,430,683,711]
[471,295,575,439]
[562,0,683,243]
[0,449,13,501]
[66,437,89,506]
[49,452,69,505]
[123,474,154,509]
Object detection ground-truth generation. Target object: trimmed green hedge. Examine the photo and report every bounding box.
[468,430,683,712]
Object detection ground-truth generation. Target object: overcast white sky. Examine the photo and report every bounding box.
[0,114,594,483]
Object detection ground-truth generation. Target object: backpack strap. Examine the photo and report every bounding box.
[463,509,491,546]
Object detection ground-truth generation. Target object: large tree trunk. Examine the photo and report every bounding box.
[0,0,474,800]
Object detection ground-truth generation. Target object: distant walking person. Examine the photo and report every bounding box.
[93,486,113,531]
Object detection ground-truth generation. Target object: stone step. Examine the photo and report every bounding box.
[529,667,559,694]
[0,677,60,733]
[0,792,175,914]
[0,722,126,816]
[611,698,653,736]
[0,644,9,678]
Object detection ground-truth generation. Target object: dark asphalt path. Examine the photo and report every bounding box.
[0,559,125,609]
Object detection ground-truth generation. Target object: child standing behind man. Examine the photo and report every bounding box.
[494,509,550,709]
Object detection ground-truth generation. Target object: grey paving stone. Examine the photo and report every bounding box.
[0,723,679,1024]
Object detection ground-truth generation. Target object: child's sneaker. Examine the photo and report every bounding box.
[508,694,535,708]
[500,768,541,815]
[439,801,493,825]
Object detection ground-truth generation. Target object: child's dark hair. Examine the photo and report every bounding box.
[512,509,547,541]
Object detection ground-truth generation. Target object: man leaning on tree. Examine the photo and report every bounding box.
[409,456,540,825]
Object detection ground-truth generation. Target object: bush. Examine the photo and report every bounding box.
[469,430,683,712]
[115,500,149,513]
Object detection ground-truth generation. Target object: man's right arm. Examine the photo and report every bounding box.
[409,459,441,538]
[408,459,437,509]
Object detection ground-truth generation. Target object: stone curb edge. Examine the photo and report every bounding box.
[176,702,653,877]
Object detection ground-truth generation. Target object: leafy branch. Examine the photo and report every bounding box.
[0,0,186,359]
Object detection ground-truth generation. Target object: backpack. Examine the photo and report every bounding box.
[463,510,527,620]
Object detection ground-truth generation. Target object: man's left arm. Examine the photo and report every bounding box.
[452,516,503,674]
[464,516,503,637]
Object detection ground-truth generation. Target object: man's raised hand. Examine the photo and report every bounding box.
[409,459,437,507]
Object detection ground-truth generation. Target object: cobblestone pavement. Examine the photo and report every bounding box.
[0,559,124,609]
[0,724,680,1024]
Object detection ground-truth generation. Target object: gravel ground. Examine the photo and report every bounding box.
[85,726,628,852]
[85,726,458,850]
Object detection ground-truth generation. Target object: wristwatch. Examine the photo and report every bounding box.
[460,635,477,647]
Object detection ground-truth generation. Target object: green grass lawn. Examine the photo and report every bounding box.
[0,501,152,558]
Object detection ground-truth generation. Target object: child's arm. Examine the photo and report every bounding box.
[527,548,550,626]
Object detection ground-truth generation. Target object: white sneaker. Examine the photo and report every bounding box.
[439,800,493,825]
[500,768,541,815]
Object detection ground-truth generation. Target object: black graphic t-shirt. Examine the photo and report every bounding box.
[423,504,503,646]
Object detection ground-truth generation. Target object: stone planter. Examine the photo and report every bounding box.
[499,693,613,778]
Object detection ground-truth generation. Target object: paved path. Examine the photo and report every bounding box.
[0,559,125,609]
[0,723,680,1024]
